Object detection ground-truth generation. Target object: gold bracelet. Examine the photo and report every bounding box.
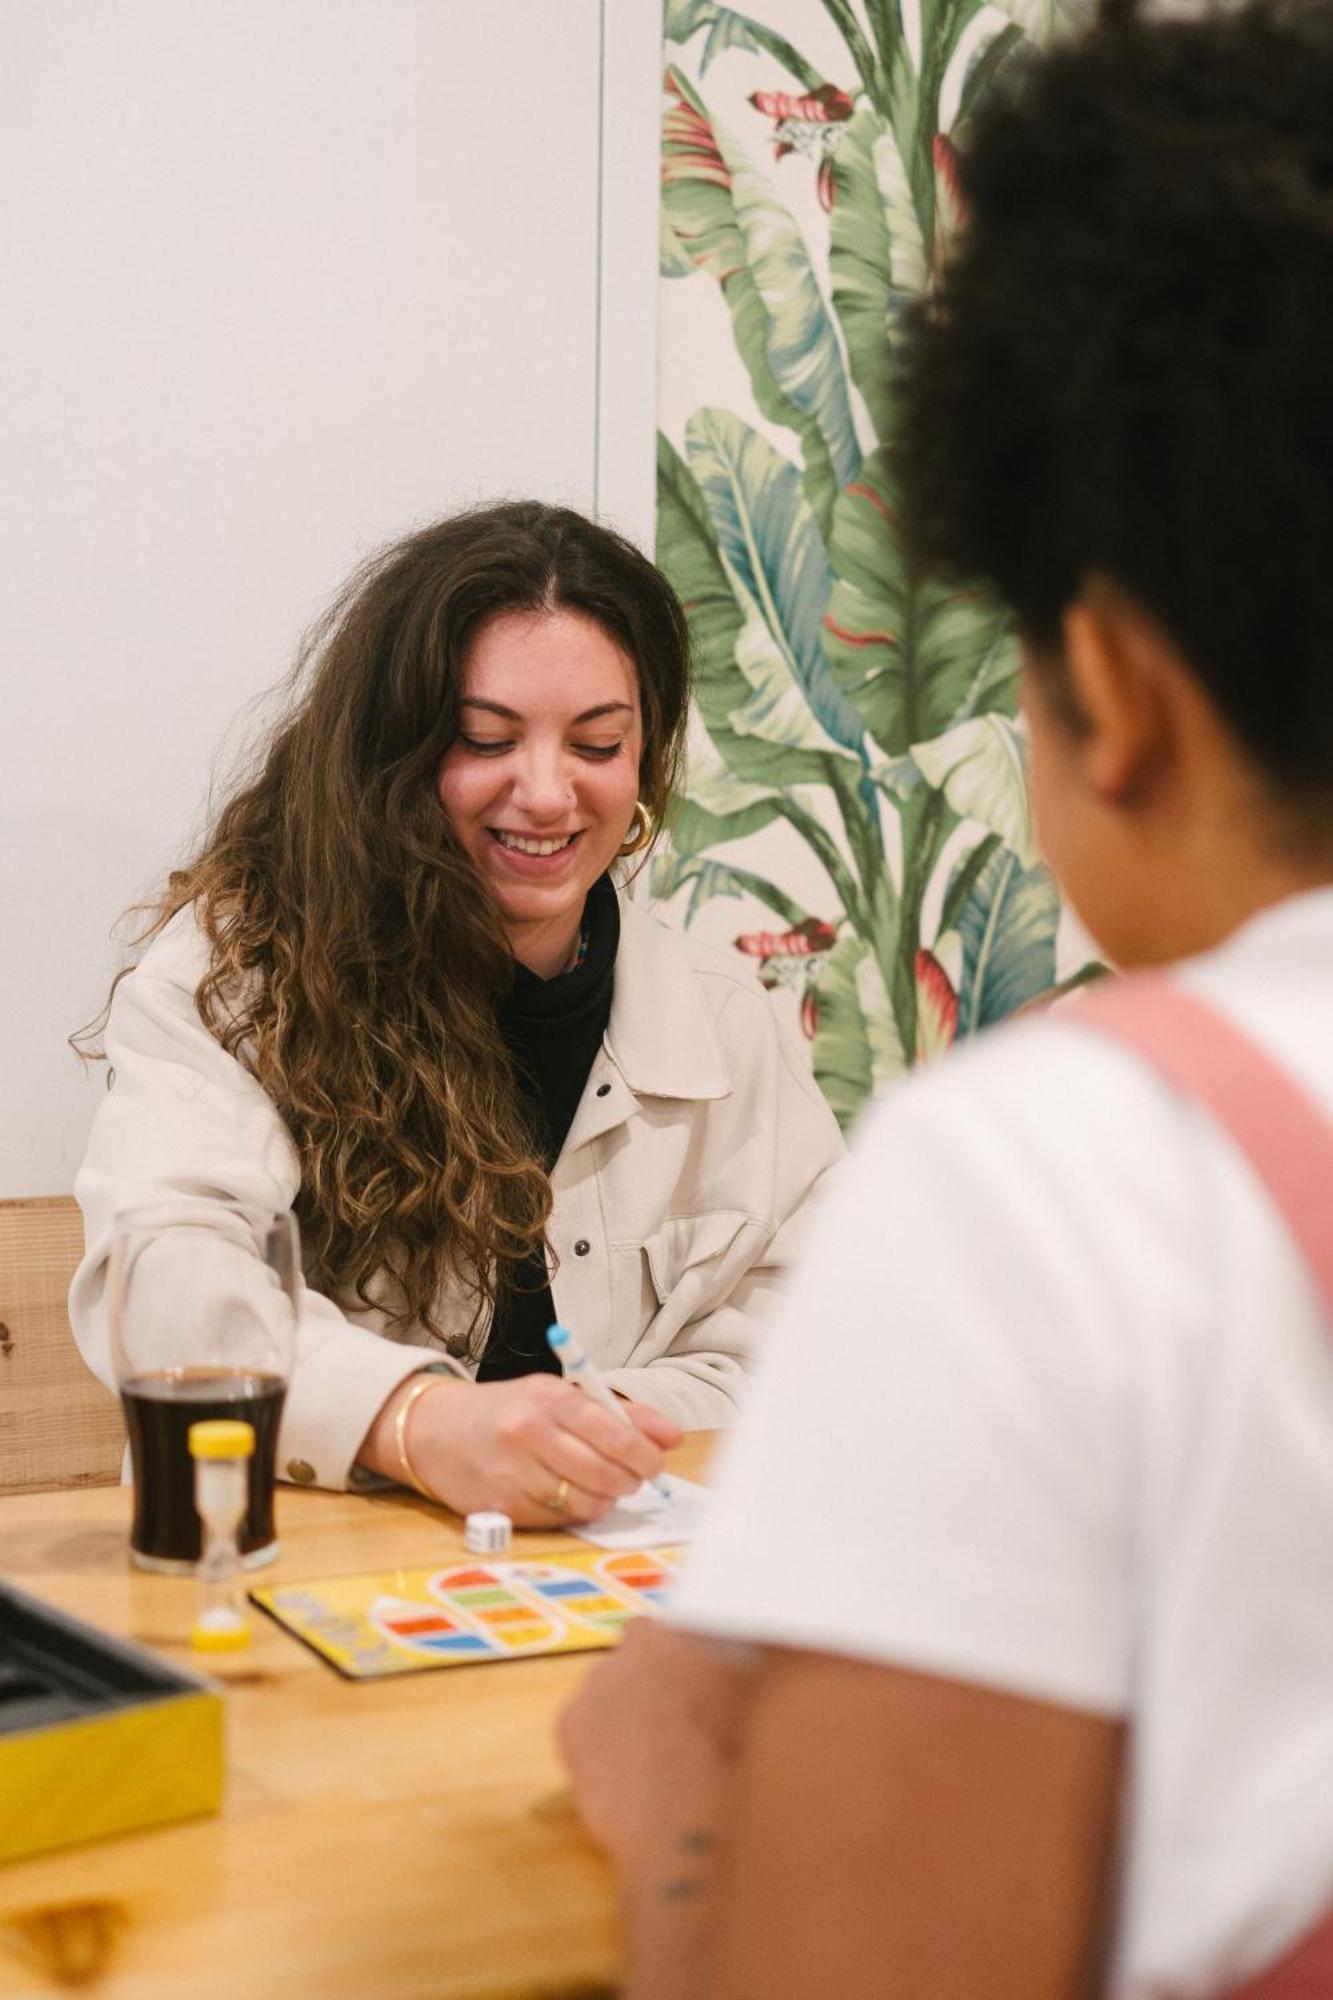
[393,1376,446,1497]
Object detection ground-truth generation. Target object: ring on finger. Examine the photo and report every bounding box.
[547,1476,572,1516]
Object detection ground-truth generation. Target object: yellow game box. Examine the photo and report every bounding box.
[0,1582,223,1866]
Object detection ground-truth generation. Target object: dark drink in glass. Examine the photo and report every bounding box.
[120,1367,286,1572]
[108,1201,299,1572]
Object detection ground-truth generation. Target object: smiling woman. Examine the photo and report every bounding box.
[68,503,843,1524]
[437,609,645,979]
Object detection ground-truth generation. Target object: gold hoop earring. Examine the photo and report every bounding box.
[618,800,654,857]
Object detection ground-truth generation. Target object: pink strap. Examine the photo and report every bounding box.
[1074,977,1333,1998]
[1073,977,1333,1314]
[1214,1912,1333,2000]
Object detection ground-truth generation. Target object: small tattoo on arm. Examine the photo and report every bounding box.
[660,1876,707,1903]
[656,1826,717,1903]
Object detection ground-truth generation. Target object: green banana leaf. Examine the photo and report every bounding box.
[810,934,905,1126]
[669,726,799,860]
[665,0,826,89]
[682,719,787,815]
[913,0,1002,215]
[822,447,909,751]
[828,106,898,441]
[950,19,1026,128]
[913,576,1015,725]
[660,205,696,280]
[649,849,811,928]
[657,0,1079,1131]
[816,0,880,103]
[666,789,788,863]
[955,844,1062,1035]
[657,433,833,789]
[874,117,929,302]
[985,0,1083,38]
[663,67,859,531]
[912,715,1035,864]
[828,108,926,439]
[824,445,1016,757]
[952,620,1020,723]
[861,0,905,71]
[936,831,1003,935]
[685,407,867,760]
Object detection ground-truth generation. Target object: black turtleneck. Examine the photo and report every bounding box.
[477,875,620,1381]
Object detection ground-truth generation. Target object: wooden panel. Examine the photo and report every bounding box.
[0,1195,123,1494]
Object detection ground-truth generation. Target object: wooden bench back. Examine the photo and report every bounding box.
[0,1196,124,1494]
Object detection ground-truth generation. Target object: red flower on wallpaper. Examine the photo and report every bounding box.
[748,81,855,211]
[733,919,839,1038]
[734,917,839,960]
[914,949,959,1061]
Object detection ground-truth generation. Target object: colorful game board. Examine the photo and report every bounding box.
[250,1546,681,1679]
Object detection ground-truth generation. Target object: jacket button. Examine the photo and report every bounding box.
[595,1082,611,1098]
[573,1239,591,1257]
[286,1458,316,1485]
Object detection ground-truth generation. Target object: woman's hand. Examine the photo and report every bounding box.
[361,1372,683,1524]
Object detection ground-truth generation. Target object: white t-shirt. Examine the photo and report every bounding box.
[673,887,1333,1998]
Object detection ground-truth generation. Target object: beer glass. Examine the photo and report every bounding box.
[108,1201,298,1573]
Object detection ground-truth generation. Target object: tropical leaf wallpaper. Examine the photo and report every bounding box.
[652,0,1095,1129]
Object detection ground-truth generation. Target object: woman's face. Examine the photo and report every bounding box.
[437,607,644,976]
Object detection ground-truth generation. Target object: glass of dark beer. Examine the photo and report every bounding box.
[108,1202,299,1574]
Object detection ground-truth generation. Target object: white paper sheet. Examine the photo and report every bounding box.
[569,1473,707,1549]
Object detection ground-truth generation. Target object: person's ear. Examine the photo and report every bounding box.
[1061,579,1172,806]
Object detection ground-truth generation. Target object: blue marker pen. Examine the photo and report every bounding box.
[546,1323,673,1503]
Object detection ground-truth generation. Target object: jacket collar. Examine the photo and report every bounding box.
[603,894,731,1102]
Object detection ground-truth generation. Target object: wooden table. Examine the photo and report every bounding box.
[0,1434,713,1999]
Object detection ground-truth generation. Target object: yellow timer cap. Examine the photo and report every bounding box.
[187,1419,255,1460]
[191,1616,252,1652]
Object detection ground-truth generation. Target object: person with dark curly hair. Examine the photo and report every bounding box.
[562,3,1333,1991]
[70,503,842,1524]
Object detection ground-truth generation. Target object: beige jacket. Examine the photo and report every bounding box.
[71,894,844,1489]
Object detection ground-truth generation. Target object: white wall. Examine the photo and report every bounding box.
[0,0,662,1196]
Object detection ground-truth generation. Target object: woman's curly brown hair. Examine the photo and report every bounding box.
[80,502,691,1354]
